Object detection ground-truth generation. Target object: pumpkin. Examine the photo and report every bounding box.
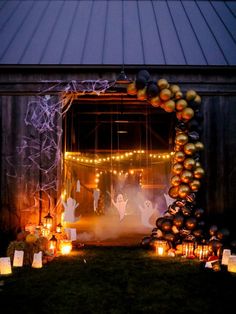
[25,233,37,244]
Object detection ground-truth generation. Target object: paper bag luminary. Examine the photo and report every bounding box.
[0,257,12,275]
[32,251,43,268]
[13,250,24,267]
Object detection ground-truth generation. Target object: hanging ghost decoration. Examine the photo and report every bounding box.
[111,193,128,221]
[139,200,157,228]
[62,197,79,223]
[76,180,81,192]
[93,188,100,213]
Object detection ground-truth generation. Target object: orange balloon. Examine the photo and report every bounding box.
[184,143,196,155]
[180,170,194,183]
[184,158,196,170]
[164,100,175,112]
[137,88,147,101]
[172,163,183,175]
[182,107,194,120]
[171,175,181,186]
[127,82,137,95]
[174,151,185,163]
[160,88,172,101]
[175,133,188,146]
[189,179,201,191]
[194,167,205,179]
[168,186,179,199]
[195,141,204,151]
[150,96,161,107]
[176,99,188,111]
[178,184,190,198]
[186,89,197,101]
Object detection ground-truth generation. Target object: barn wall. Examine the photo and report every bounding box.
[0,66,235,235]
[0,94,62,239]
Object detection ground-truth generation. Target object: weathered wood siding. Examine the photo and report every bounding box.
[0,67,235,234]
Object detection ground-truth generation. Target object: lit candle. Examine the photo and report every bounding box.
[0,257,12,275]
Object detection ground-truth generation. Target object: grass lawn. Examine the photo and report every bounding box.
[0,246,236,314]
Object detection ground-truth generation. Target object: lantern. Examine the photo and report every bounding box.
[182,241,195,258]
[56,223,62,233]
[0,257,12,275]
[32,251,43,268]
[43,212,53,230]
[228,255,236,273]
[155,240,167,256]
[49,234,58,255]
[221,249,231,265]
[60,240,72,255]
[13,250,24,267]
[195,245,209,260]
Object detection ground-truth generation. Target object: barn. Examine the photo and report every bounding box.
[0,0,236,251]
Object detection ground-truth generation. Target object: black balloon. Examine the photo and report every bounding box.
[176,199,187,207]
[161,219,173,232]
[193,228,204,238]
[156,217,165,229]
[198,221,206,228]
[175,122,187,132]
[208,239,223,254]
[188,119,200,131]
[137,69,151,81]
[209,225,218,236]
[216,228,230,241]
[194,208,205,219]
[164,232,176,242]
[147,82,159,98]
[135,76,147,90]
[185,217,198,230]
[141,236,151,247]
[181,206,192,216]
[173,213,185,228]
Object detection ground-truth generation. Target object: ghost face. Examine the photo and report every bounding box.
[145,200,152,208]
[117,194,124,202]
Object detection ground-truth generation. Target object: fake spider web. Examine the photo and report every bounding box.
[5,80,115,211]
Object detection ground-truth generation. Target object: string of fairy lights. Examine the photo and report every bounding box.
[64,150,174,189]
[65,150,174,165]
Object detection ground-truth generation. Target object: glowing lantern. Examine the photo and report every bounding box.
[60,240,72,255]
[32,251,43,268]
[49,235,58,254]
[221,249,231,265]
[182,241,195,258]
[43,212,53,230]
[0,257,12,275]
[155,240,167,256]
[13,250,24,267]
[56,223,62,233]
[195,245,209,260]
[227,255,236,273]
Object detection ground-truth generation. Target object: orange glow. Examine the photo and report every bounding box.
[60,240,72,255]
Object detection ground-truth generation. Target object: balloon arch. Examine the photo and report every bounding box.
[126,70,229,256]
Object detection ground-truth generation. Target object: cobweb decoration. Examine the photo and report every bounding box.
[5,80,115,210]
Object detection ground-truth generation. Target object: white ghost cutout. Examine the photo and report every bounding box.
[93,188,100,213]
[62,197,79,223]
[139,200,157,228]
[111,193,128,221]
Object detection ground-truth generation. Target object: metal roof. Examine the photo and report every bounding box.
[0,0,236,66]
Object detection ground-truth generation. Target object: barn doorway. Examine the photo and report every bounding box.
[61,92,175,244]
